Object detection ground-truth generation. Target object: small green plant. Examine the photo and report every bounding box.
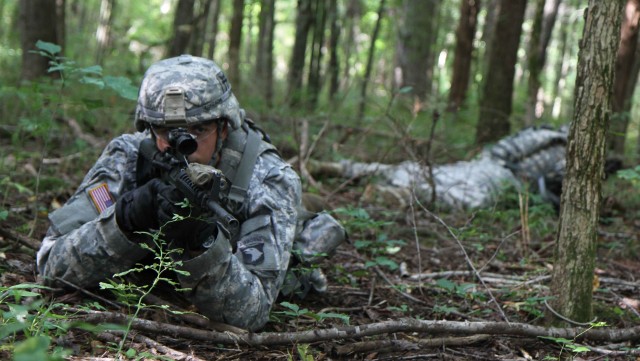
[617,165,640,189]
[334,206,406,271]
[0,284,71,360]
[99,208,197,356]
[540,321,608,360]
[275,301,350,327]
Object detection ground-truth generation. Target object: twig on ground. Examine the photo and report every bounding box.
[53,277,122,309]
[333,334,491,356]
[70,309,640,346]
[543,299,598,326]
[416,202,510,323]
[373,266,429,305]
[0,227,41,250]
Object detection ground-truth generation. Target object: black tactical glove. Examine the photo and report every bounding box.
[116,178,165,234]
[154,182,217,251]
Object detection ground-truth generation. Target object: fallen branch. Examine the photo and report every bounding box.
[70,309,640,346]
[333,334,492,356]
[0,226,41,250]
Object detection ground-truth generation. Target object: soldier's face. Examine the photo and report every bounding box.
[155,122,228,165]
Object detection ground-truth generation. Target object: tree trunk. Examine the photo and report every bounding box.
[549,0,622,326]
[95,0,114,66]
[447,0,480,112]
[256,0,275,107]
[19,0,61,81]
[190,0,210,57]
[524,0,545,125]
[167,0,195,57]
[287,0,313,107]
[396,0,440,107]
[56,0,66,53]
[357,0,385,121]
[307,0,327,110]
[342,0,363,91]
[475,0,526,145]
[206,0,221,59]
[608,0,640,157]
[327,0,340,102]
[228,0,244,87]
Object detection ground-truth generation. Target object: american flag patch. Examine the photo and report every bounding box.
[87,183,115,213]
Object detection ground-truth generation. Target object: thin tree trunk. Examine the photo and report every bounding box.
[190,0,210,57]
[206,0,221,59]
[475,0,526,145]
[287,0,313,107]
[307,0,326,110]
[549,0,622,326]
[525,0,546,125]
[228,0,244,87]
[608,0,640,157]
[19,0,60,81]
[95,0,114,66]
[327,0,340,101]
[167,0,195,57]
[256,0,275,107]
[357,0,385,121]
[447,0,480,112]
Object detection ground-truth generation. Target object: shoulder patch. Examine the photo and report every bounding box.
[87,183,115,214]
[240,237,266,265]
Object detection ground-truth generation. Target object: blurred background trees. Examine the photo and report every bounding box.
[2,0,639,163]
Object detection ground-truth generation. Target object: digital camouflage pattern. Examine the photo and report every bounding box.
[134,55,244,131]
[38,129,307,331]
[339,125,568,209]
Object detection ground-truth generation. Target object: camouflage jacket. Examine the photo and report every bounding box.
[37,130,302,331]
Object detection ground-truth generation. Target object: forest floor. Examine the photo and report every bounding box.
[1,133,640,360]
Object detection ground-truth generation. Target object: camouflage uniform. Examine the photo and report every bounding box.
[37,56,344,331]
[339,125,568,209]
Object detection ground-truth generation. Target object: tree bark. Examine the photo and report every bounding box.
[19,0,61,81]
[396,0,440,106]
[228,0,244,87]
[327,0,340,102]
[307,0,327,109]
[549,0,623,325]
[256,0,275,107]
[608,0,640,157]
[524,0,546,125]
[447,0,480,112]
[95,0,114,66]
[357,0,385,120]
[475,0,526,145]
[206,0,221,59]
[167,0,195,57]
[287,0,313,107]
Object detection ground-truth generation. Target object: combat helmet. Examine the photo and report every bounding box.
[134,55,244,132]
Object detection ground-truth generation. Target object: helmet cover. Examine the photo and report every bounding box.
[134,55,244,131]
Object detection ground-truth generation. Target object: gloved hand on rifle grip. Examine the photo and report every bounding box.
[116,178,165,235]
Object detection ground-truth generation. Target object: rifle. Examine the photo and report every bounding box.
[137,134,239,239]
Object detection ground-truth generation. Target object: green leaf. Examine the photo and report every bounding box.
[316,312,350,325]
[280,301,300,313]
[0,209,7,221]
[35,40,61,55]
[104,75,139,100]
[435,278,456,292]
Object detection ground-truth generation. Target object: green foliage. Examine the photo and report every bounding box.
[617,165,640,189]
[0,284,71,360]
[275,301,350,326]
[334,206,406,271]
[99,222,192,356]
[540,321,608,360]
